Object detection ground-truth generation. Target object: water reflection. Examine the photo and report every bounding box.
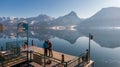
[1,28,120,48]
[0,28,83,44]
[79,29,120,48]
[1,27,120,67]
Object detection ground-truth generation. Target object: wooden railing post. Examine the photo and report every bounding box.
[78,57,80,66]
[44,55,46,67]
[29,50,32,62]
[64,62,67,67]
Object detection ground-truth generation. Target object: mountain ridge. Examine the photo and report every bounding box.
[0,11,83,27]
[77,7,120,29]
[49,11,83,26]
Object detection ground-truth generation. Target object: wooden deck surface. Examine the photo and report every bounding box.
[21,46,94,67]
[28,46,77,62]
[22,46,77,67]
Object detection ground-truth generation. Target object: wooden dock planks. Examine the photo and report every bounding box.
[28,46,77,62]
[24,46,94,67]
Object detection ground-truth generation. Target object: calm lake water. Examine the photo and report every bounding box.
[0,28,120,67]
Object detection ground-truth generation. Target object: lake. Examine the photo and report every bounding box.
[0,28,120,67]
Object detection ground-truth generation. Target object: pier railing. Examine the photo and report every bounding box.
[31,51,88,67]
[66,53,87,67]
[0,50,93,67]
[31,52,65,67]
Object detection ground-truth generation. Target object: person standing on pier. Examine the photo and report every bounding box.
[61,54,64,63]
[48,40,53,57]
[43,40,48,56]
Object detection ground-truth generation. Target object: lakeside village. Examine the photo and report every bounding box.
[0,23,94,67]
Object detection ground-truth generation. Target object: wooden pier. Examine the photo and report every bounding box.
[22,46,94,67]
[0,46,94,67]
[28,46,77,62]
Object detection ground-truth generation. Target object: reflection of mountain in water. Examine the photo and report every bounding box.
[0,29,83,44]
[47,30,82,44]
[79,29,120,48]
[29,29,54,40]
[29,29,83,44]
[1,28,120,48]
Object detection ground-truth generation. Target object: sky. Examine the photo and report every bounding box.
[0,0,120,18]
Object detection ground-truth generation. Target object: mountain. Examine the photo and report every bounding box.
[0,15,54,24]
[0,11,83,27]
[0,17,23,27]
[26,14,54,25]
[50,11,83,26]
[77,7,120,29]
[0,15,54,27]
[24,14,55,28]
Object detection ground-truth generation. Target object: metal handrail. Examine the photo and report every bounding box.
[79,53,86,57]
[33,52,62,63]
[32,52,87,67]
[67,53,86,65]
[32,52,66,67]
